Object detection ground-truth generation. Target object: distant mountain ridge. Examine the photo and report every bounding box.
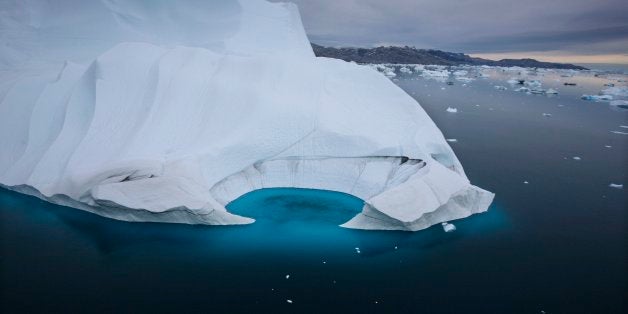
[311,44,587,70]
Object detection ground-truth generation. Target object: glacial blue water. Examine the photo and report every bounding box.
[1,68,626,313]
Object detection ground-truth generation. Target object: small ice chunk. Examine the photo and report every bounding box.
[441,222,456,232]
[523,181,529,184]
[515,87,530,93]
[545,88,558,95]
[605,145,612,148]
[620,125,628,129]
[525,80,542,88]
[494,85,507,90]
[446,107,458,113]
[609,183,623,189]
[581,94,613,102]
[446,138,458,142]
[573,156,581,160]
[355,247,361,254]
[611,130,628,135]
[285,274,290,279]
[287,299,293,304]
[542,113,552,117]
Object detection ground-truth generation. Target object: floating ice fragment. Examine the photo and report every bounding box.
[611,130,628,135]
[456,76,474,83]
[542,113,552,117]
[602,86,628,97]
[494,85,507,91]
[545,88,558,95]
[605,145,612,148]
[446,139,458,142]
[525,80,542,88]
[287,300,293,304]
[441,222,456,232]
[515,87,531,93]
[573,156,581,160]
[523,181,529,184]
[608,183,623,189]
[285,275,290,279]
[581,94,613,102]
[446,107,458,113]
[620,125,628,129]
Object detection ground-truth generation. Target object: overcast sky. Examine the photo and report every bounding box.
[276,0,628,62]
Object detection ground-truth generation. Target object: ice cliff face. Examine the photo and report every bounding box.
[0,0,494,231]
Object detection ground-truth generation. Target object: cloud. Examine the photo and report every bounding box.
[274,0,628,55]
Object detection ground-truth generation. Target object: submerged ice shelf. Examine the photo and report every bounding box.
[0,0,493,231]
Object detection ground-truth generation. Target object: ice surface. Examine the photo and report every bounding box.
[446,107,458,113]
[608,183,623,189]
[0,0,493,231]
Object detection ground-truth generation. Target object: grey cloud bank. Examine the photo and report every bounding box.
[275,0,628,57]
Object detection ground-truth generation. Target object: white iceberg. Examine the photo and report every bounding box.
[0,0,493,231]
[608,184,623,189]
[446,107,459,113]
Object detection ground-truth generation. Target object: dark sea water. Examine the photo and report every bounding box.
[1,67,627,313]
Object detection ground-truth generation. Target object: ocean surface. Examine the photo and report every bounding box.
[1,67,626,313]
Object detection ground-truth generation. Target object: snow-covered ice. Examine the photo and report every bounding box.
[0,0,493,232]
[446,107,458,113]
[608,184,623,189]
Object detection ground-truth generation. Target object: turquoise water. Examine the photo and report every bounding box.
[1,69,626,313]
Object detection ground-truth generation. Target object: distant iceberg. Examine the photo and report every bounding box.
[0,0,493,231]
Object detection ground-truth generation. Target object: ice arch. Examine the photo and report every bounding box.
[211,156,492,231]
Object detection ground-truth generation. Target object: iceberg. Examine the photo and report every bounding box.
[0,0,493,231]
